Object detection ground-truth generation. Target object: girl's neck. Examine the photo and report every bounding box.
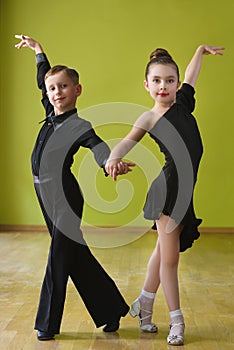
[152,103,171,116]
[152,101,174,116]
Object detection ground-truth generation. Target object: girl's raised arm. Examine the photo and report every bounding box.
[184,45,224,88]
[105,126,145,181]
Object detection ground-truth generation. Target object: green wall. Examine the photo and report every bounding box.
[1,0,233,227]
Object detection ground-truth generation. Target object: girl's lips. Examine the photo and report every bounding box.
[158,93,169,97]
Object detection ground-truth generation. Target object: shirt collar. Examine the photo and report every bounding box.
[39,108,77,124]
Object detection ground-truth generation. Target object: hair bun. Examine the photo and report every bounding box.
[150,48,172,61]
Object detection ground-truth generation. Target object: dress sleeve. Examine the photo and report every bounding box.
[36,53,54,116]
[176,83,196,113]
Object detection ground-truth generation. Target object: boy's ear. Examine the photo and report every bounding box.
[177,81,181,90]
[76,84,82,96]
[144,80,149,92]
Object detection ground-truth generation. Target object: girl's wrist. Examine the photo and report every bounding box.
[197,45,206,55]
[106,158,122,167]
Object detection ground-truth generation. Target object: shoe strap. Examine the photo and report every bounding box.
[139,308,152,322]
[168,334,184,342]
[170,322,185,329]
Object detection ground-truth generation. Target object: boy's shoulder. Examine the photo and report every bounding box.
[64,112,94,136]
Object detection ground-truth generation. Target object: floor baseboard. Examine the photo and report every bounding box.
[0,224,233,234]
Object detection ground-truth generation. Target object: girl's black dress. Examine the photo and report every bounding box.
[143,83,203,252]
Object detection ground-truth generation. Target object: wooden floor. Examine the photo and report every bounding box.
[0,229,233,350]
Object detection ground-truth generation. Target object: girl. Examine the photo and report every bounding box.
[105,44,224,345]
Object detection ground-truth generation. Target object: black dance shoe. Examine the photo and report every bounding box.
[103,320,120,332]
[37,330,55,341]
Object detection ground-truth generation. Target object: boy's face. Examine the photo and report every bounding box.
[45,71,82,115]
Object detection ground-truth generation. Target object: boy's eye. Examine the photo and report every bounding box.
[168,79,174,83]
[153,79,160,83]
[61,84,67,88]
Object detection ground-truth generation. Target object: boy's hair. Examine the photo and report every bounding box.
[45,65,79,84]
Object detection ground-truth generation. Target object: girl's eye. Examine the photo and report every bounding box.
[61,84,67,88]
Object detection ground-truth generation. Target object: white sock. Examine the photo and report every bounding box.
[141,289,156,299]
[169,309,183,320]
[138,289,156,326]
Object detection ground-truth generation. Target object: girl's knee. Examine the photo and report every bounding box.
[160,247,179,267]
[162,256,179,269]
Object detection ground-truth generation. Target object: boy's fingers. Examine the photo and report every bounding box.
[15,34,30,41]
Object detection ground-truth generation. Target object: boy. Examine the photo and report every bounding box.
[15,34,132,340]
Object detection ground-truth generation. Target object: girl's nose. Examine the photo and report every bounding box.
[160,81,166,90]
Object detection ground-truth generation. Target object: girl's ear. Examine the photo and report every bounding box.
[177,81,181,90]
[144,80,150,91]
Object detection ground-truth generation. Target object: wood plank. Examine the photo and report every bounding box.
[0,231,233,349]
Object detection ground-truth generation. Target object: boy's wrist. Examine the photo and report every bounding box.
[36,52,47,64]
[34,44,44,54]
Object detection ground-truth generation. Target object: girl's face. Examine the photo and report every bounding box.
[144,63,180,106]
[45,71,82,115]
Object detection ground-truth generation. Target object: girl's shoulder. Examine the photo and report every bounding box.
[176,83,196,113]
[134,110,161,132]
[178,83,195,96]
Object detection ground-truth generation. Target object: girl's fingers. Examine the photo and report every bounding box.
[205,46,225,56]
[127,162,136,167]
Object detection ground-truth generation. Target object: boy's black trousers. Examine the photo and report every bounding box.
[33,181,129,334]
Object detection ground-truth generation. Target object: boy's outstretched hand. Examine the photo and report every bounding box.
[15,34,43,54]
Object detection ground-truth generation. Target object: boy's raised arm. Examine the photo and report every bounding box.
[15,34,53,116]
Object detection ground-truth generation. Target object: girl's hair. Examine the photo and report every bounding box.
[145,48,180,81]
[45,65,79,85]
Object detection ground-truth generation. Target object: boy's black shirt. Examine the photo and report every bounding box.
[31,53,110,177]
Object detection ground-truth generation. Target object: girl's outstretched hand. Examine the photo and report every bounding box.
[201,45,225,56]
[15,34,43,53]
[118,161,136,175]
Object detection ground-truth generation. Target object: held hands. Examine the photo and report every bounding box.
[15,34,43,54]
[105,159,136,181]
